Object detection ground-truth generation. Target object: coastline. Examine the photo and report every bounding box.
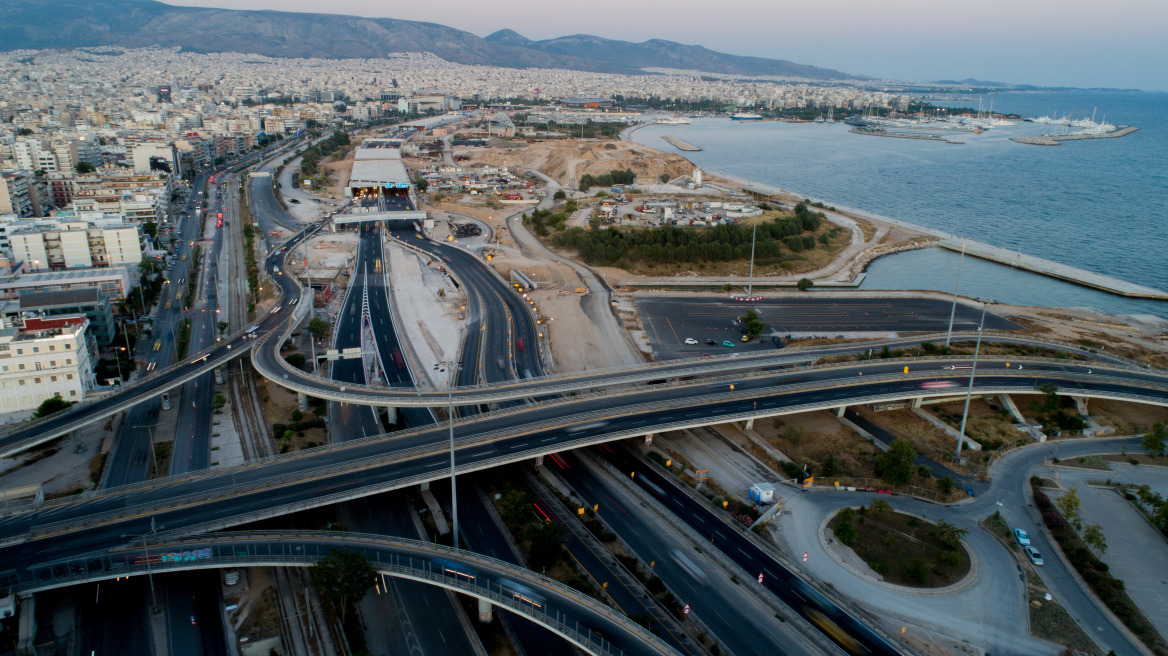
[620,126,1168,301]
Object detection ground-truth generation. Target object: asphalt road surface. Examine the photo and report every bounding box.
[636,296,1020,359]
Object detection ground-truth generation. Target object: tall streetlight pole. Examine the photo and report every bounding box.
[945,238,967,350]
[954,298,991,463]
[434,359,461,549]
[746,217,758,298]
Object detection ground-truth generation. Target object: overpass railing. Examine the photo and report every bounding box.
[10,531,680,656]
[10,369,1165,541]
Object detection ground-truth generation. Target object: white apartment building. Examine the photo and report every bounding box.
[11,139,59,173]
[0,315,96,414]
[0,172,33,217]
[9,220,142,270]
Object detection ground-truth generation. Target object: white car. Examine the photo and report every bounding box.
[1024,546,1044,566]
[684,338,698,345]
[1014,528,1030,546]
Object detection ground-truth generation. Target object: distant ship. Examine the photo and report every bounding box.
[656,116,692,125]
[730,112,763,121]
[844,115,869,127]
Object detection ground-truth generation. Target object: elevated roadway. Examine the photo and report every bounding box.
[12,531,680,656]
[1,363,1164,572]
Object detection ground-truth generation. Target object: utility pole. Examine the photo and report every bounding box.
[945,238,967,349]
[434,360,461,549]
[955,299,991,463]
[746,217,758,298]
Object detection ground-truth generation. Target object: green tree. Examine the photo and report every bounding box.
[1142,422,1167,456]
[285,353,307,368]
[868,499,893,517]
[553,189,567,200]
[796,277,814,291]
[1038,382,1060,413]
[526,522,567,570]
[414,175,428,192]
[309,549,377,622]
[937,476,955,495]
[874,439,917,485]
[1082,524,1107,555]
[33,394,73,418]
[659,173,670,184]
[75,161,96,174]
[834,507,857,545]
[498,485,530,527]
[139,257,161,276]
[820,451,841,477]
[929,520,968,550]
[1056,488,1083,531]
[307,317,332,341]
[141,221,158,239]
[213,392,227,411]
[739,310,766,337]
[217,321,229,335]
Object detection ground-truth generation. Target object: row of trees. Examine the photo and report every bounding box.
[525,201,577,236]
[550,205,825,268]
[299,130,351,177]
[578,168,636,191]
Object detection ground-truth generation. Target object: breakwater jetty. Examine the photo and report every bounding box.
[935,238,1168,300]
[1013,125,1139,146]
[662,135,702,151]
[849,128,963,145]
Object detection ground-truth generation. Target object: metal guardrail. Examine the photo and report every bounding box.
[11,531,681,656]
[19,366,1168,516]
[11,368,1162,549]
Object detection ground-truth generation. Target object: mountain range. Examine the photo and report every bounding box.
[0,0,853,80]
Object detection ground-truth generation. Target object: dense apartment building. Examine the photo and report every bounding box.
[0,315,96,414]
[8,220,142,270]
[0,171,51,218]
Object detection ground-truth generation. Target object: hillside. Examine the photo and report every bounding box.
[0,0,854,79]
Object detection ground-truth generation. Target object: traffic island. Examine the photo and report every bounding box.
[824,501,974,590]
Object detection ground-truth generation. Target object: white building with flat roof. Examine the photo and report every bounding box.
[8,221,142,270]
[0,314,96,414]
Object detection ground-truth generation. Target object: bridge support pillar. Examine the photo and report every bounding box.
[16,594,34,656]
[384,406,398,425]
[912,397,924,409]
[533,455,544,467]
[834,406,846,418]
[298,392,309,412]
[644,433,654,446]
[1071,396,1088,415]
[477,598,494,623]
[742,418,755,431]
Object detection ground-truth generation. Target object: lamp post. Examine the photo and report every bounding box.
[434,359,462,549]
[746,217,758,298]
[123,517,160,612]
[954,298,991,463]
[944,238,967,349]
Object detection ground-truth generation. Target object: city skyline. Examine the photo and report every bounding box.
[162,0,1168,90]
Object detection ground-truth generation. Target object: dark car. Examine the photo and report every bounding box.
[771,336,786,348]
[705,339,717,346]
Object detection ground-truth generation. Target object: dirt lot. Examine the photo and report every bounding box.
[854,406,990,478]
[828,504,971,588]
[761,411,880,479]
[255,373,326,452]
[458,140,694,189]
[929,399,1020,449]
[1084,399,1168,433]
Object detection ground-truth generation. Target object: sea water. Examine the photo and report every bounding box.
[630,91,1168,319]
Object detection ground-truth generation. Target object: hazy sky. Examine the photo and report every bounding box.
[167,0,1168,90]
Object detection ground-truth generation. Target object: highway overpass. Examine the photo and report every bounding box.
[12,531,680,656]
[2,364,1164,565]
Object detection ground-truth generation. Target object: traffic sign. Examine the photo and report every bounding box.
[683,603,690,615]
[802,552,808,562]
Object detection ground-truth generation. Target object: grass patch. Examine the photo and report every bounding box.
[1027,575,1101,655]
[1102,453,1168,467]
[1058,455,1111,471]
[87,451,108,486]
[828,501,970,588]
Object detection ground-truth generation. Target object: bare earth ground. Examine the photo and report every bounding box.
[763,411,881,479]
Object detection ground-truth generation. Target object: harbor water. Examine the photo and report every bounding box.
[630,90,1168,319]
